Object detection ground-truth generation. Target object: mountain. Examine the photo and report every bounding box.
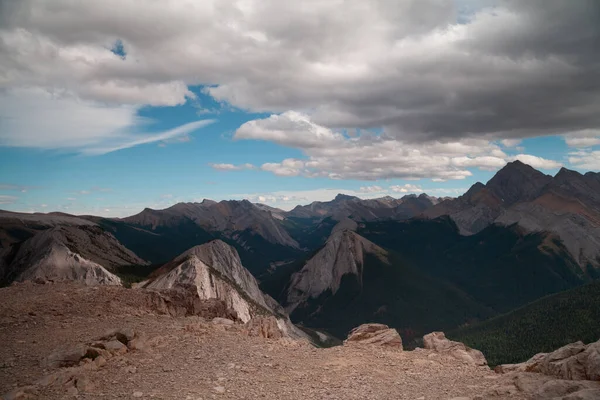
[358,218,590,313]
[0,225,146,286]
[280,229,494,340]
[0,210,96,248]
[287,193,440,222]
[142,240,306,338]
[123,200,298,248]
[103,200,304,274]
[449,281,600,367]
[424,161,600,269]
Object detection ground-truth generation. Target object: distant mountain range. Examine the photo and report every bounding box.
[1,161,599,347]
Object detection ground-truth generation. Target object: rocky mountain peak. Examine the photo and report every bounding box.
[554,166,583,182]
[486,161,552,205]
[285,230,388,312]
[334,194,359,202]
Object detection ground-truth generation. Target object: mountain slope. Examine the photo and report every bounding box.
[142,240,306,338]
[283,230,494,340]
[359,218,589,313]
[423,161,600,270]
[0,210,95,248]
[115,200,303,274]
[287,193,440,222]
[123,200,299,248]
[1,225,146,285]
[449,281,600,367]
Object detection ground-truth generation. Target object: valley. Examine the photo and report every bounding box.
[2,161,600,399]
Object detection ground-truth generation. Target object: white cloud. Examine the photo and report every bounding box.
[0,88,214,154]
[261,159,305,177]
[1,0,598,149]
[0,195,18,205]
[500,139,522,148]
[390,184,423,193]
[210,163,255,171]
[508,154,562,170]
[564,130,600,148]
[360,186,384,193]
[568,150,600,171]
[235,111,342,148]
[232,112,562,181]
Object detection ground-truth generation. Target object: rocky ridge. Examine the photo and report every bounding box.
[142,240,306,339]
[122,199,299,249]
[1,225,147,285]
[424,161,600,269]
[285,230,388,313]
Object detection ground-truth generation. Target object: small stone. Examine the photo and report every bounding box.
[133,391,144,398]
[104,340,127,355]
[211,318,235,326]
[213,386,226,394]
[94,356,107,368]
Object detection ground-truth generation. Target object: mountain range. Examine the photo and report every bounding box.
[1,161,599,348]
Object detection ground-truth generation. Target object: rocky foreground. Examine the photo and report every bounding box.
[1,283,599,400]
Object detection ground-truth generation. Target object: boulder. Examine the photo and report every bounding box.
[500,340,600,381]
[344,324,403,349]
[423,332,487,366]
[538,340,600,381]
[45,345,87,368]
[495,352,548,374]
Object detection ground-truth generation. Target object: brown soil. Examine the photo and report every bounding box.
[1,282,528,400]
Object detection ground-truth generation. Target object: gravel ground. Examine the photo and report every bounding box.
[0,282,532,399]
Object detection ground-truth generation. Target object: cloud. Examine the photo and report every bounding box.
[210,163,255,171]
[390,184,424,193]
[568,150,600,171]
[564,129,600,148]
[360,186,384,193]
[0,88,214,154]
[236,111,342,148]
[0,184,32,192]
[233,112,562,181]
[500,139,522,148]
[507,154,563,170]
[261,159,304,177]
[0,195,18,205]
[1,0,598,148]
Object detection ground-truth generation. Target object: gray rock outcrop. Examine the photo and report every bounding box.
[285,230,388,313]
[423,332,487,366]
[344,324,403,349]
[5,226,145,285]
[497,339,600,381]
[143,240,308,340]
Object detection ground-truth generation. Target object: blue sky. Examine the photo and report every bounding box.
[0,1,598,216]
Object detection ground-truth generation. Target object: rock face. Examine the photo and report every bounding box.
[497,339,600,381]
[145,240,277,323]
[424,161,600,271]
[423,332,487,366]
[3,226,145,285]
[0,210,96,248]
[344,324,403,349]
[285,230,388,312]
[143,240,307,340]
[123,199,299,248]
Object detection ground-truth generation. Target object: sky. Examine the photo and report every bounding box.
[0,0,599,216]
